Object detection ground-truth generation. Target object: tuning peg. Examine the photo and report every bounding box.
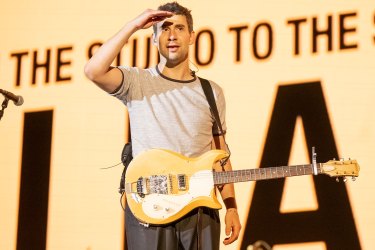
[343,177,347,182]
[340,158,344,162]
[336,177,340,182]
[352,177,356,181]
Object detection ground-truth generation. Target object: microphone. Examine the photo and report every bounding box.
[0,89,24,106]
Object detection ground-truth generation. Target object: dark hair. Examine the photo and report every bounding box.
[153,2,193,33]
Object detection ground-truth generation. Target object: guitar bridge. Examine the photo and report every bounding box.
[136,177,148,198]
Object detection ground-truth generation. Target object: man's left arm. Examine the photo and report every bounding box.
[212,135,242,245]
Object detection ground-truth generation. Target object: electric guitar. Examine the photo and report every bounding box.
[124,148,360,225]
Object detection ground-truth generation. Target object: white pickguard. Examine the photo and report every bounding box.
[142,170,214,220]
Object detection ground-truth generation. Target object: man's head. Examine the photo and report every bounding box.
[152,2,195,67]
[153,2,193,34]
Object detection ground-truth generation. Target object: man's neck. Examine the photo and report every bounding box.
[157,60,193,81]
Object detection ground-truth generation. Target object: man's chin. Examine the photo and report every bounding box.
[165,57,183,66]
[161,52,188,66]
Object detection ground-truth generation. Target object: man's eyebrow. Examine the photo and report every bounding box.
[161,21,173,29]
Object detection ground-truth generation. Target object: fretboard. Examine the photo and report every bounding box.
[213,164,322,185]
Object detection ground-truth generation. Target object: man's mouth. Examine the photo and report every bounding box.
[167,45,179,52]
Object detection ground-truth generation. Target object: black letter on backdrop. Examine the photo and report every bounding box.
[252,22,273,60]
[339,12,358,50]
[287,18,307,55]
[240,81,361,250]
[88,41,122,66]
[32,49,51,84]
[195,29,215,66]
[56,46,73,82]
[17,110,53,250]
[312,15,333,53]
[229,25,249,62]
[131,37,152,68]
[10,51,28,86]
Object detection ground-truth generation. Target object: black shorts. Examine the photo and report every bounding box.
[125,204,221,250]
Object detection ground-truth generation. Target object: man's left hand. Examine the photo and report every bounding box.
[223,208,241,245]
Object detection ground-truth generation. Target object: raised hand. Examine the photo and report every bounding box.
[129,9,174,30]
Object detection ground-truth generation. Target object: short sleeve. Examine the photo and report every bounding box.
[210,81,227,136]
[109,66,139,105]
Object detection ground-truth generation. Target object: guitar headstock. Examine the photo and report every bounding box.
[321,159,360,182]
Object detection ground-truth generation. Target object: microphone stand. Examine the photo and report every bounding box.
[0,96,10,121]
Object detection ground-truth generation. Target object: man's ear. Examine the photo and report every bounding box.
[189,31,196,45]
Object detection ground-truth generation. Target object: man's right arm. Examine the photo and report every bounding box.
[84,9,173,93]
[83,23,138,93]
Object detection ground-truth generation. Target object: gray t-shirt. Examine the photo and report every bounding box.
[111,66,227,158]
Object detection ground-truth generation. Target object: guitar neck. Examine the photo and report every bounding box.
[213,164,322,185]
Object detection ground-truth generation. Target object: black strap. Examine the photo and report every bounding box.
[199,77,224,135]
[199,77,231,167]
[119,142,133,194]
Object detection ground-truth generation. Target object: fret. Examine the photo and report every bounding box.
[270,167,277,178]
[257,169,262,180]
[258,169,264,179]
[239,170,244,182]
[233,171,238,182]
[264,168,270,179]
[243,170,249,182]
[283,166,290,177]
[242,170,247,182]
[277,167,284,178]
[262,169,267,179]
[300,166,304,175]
[289,165,297,176]
[286,166,291,176]
[250,169,255,181]
[255,169,260,180]
[306,165,313,175]
[258,168,264,180]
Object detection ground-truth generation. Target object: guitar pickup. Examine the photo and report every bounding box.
[177,174,187,190]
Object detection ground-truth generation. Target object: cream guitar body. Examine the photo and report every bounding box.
[125,149,226,225]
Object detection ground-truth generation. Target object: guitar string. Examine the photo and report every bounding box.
[154,166,320,180]
[159,165,320,178]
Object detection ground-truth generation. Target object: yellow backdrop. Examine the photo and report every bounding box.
[0,0,374,249]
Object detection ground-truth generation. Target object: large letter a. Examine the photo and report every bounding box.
[240,81,361,249]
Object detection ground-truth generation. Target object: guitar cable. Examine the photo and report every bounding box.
[120,192,126,211]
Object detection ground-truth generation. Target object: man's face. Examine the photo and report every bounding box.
[154,15,194,66]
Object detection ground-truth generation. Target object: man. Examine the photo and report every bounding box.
[84,2,241,249]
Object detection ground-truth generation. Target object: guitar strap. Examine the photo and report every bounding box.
[199,77,224,136]
[119,117,132,194]
[199,77,231,166]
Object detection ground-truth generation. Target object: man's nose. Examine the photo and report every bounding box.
[168,29,176,40]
